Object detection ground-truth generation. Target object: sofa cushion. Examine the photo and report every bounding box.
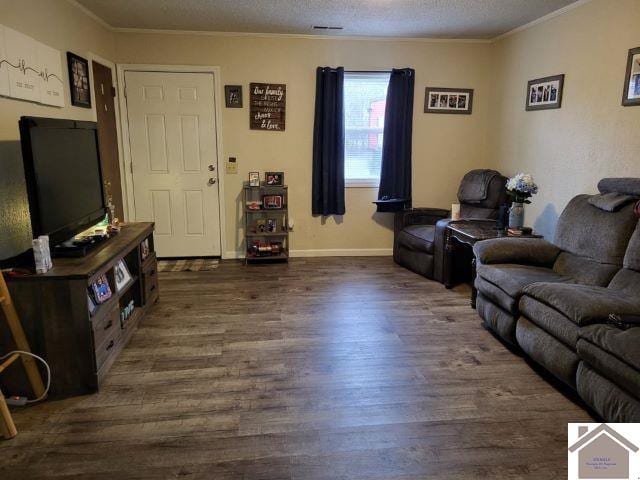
[553,194,637,266]
[577,362,640,422]
[580,324,640,372]
[519,295,579,349]
[476,263,571,300]
[397,225,435,253]
[475,276,519,314]
[552,252,620,286]
[609,268,640,297]
[522,283,640,326]
[623,222,640,272]
[577,340,640,400]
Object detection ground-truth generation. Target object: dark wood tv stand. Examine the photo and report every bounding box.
[2,223,158,398]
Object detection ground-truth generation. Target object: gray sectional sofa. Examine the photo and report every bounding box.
[473,178,640,422]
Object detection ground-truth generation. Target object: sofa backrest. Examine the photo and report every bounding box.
[609,219,640,296]
[552,194,638,285]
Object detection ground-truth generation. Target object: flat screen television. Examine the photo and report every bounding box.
[19,116,107,247]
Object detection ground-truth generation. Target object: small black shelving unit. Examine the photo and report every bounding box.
[243,181,289,264]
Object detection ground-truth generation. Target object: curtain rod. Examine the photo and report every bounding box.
[346,70,392,74]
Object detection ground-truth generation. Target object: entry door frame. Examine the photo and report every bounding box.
[116,64,227,258]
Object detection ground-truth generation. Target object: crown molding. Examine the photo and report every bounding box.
[111,27,493,44]
[66,0,113,30]
[492,0,594,42]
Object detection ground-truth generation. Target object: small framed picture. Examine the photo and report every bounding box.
[265,172,284,186]
[67,52,91,108]
[225,85,243,108]
[263,195,283,209]
[255,219,267,233]
[526,74,564,111]
[91,275,112,304]
[424,87,473,114]
[249,171,260,187]
[622,47,640,107]
[114,259,133,292]
[267,219,277,232]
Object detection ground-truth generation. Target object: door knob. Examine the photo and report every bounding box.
[208,178,217,185]
[208,165,215,171]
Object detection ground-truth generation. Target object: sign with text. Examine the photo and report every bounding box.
[250,82,286,131]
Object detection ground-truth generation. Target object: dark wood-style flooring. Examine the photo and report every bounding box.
[2,257,591,479]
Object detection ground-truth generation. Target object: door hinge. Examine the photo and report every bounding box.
[130,162,134,174]
[110,86,116,98]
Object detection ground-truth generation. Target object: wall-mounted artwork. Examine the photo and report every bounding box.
[424,87,473,114]
[225,85,242,108]
[67,52,91,108]
[526,74,564,111]
[622,47,640,107]
[0,24,64,107]
[250,83,286,131]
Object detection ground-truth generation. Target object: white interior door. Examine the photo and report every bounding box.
[124,71,221,257]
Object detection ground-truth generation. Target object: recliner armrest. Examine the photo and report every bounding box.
[394,208,450,236]
[474,237,561,267]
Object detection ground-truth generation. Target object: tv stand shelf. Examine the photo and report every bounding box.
[1,223,158,398]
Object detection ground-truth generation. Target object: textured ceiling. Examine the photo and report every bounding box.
[76,0,579,39]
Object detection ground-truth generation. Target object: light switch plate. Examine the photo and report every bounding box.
[226,157,238,174]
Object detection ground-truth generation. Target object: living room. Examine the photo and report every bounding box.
[0,0,639,478]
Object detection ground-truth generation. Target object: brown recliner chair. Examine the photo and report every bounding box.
[393,169,508,283]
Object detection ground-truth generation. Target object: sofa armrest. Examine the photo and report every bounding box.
[474,237,561,267]
[394,208,450,236]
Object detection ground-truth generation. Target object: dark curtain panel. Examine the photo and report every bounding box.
[378,68,415,208]
[312,67,345,216]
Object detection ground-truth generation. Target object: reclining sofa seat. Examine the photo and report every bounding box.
[394,169,508,282]
[522,221,640,421]
[473,180,640,349]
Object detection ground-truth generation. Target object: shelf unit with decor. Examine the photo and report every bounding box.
[243,182,289,264]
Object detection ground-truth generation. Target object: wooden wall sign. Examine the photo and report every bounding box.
[250,83,286,131]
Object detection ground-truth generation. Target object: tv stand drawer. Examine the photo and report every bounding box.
[92,304,120,350]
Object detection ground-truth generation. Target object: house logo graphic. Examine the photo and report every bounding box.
[568,424,639,479]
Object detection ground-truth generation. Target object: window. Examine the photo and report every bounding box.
[344,72,390,187]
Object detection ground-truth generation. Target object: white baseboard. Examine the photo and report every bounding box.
[289,248,392,257]
[224,248,392,259]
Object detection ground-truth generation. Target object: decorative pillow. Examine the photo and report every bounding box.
[588,192,638,212]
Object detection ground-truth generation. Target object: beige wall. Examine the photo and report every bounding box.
[0,0,116,141]
[488,0,640,238]
[115,34,494,256]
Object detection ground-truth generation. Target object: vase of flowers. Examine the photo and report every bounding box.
[505,173,538,229]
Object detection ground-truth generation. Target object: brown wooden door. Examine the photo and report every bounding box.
[92,61,124,220]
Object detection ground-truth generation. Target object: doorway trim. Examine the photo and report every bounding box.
[116,64,227,259]
[87,53,128,222]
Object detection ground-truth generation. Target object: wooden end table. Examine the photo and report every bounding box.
[444,220,543,308]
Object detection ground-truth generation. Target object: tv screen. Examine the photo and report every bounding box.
[19,117,107,245]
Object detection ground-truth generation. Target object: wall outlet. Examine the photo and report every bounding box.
[226,157,238,174]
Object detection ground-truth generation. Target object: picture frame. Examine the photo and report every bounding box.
[263,195,283,209]
[114,259,133,292]
[87,293,96,316]
[267,218,277,232]
[526,74,564,111]
[249,171,260,187]
[622,47,640,107]
[225,85,243,108]
[90,275,112,304]
[424,87,473,115]
[66,52,91,108]
[265,172,284,186]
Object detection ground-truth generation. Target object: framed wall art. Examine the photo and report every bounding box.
[67,52,91,108]
[225,85,243,108]
[424,87,473,114]
[622,47,640,107]
[526,74,564,111]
